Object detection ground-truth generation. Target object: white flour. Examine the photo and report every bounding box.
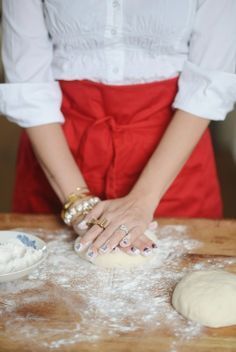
[0,239,43,275]
[0,224,235,351]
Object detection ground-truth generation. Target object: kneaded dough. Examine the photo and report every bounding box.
[74,229,157,269]
[172,270,236,328]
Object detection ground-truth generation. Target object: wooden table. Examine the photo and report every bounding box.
[0,214,236,352]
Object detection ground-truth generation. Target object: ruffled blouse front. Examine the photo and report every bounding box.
[0,0,236,127]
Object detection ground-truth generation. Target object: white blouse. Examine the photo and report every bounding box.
[0,0,236,127]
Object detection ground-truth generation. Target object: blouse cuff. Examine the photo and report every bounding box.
[0,82,64,127]
[172,61,236,121]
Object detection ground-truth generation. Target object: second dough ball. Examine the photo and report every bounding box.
[172,270,236,328]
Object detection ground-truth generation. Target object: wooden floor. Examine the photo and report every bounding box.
[0,118,235,218]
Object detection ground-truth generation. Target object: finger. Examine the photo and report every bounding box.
[75,225,106,261]
[74,235,90,253]
[77,202,105,231]
[85,243,100,262]
[91,222,120,254]
[119,245,141,256]
[119,226,144,248]
[121,239,157,256]
[79,223,104,248]
[83,210,115,257]
[132,234,156,256]
[85,240,121,262]
[98,226,130,254]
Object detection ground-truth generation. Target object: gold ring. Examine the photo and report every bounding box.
[91,217,109,229]
[87,217,98,225]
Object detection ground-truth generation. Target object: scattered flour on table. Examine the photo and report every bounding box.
[0,225,235,351]
[0,239,43,275]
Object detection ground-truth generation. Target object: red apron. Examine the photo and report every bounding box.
[12,76,223,218]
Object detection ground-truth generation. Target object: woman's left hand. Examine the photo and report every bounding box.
[73,194,157,260]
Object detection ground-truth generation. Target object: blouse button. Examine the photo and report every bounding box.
[112,0,120,8]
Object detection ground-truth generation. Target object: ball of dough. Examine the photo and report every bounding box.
[172,270,236,328]
[74,229,157,269]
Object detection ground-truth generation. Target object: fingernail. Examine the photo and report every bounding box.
[130,247,140,255]
[74,237,85,252]
[99,244,109,253]
[143,248,152,256]
[86,249,97,261]
[78,220,89,230]
[152,243,157,249]
[74,242,84,253]
[121,235,130,246]
[148,221,158,230]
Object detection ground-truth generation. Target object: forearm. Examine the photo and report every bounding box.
[26,123,87,203]
[129,109,210,212]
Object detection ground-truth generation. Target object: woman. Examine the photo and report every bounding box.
[1,0,236,259]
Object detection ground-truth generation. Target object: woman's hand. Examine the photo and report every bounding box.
[73,194,157,260]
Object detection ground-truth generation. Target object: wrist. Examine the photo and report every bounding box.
[61,181,89,203]
[128,188,160,216]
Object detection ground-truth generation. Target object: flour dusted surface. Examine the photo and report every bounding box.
[0,224,235,351]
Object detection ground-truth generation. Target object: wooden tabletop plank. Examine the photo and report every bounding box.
[0,214,236,352]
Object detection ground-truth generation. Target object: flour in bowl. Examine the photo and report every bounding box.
[0,238,43,275]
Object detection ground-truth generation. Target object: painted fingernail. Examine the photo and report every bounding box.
[74,242,84,253]
[86,249,97,261]
[99,244,109,253]
[143,248,152,256]
[78,220,89,230]
[152,243,157,249]
[74,237,85,252]
[74,237,92,252]
[130,247,140,255]
[120,235,130,246]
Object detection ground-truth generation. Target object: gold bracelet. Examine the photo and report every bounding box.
[63,186,92,210]
[61,186,100,226]
[61,186,90,223]
[61,195,100,226]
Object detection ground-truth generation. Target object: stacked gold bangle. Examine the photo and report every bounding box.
[61,186,100,226]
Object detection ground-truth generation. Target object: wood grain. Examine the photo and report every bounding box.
[0,214,236,352]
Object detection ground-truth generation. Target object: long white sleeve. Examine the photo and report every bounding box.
[172,0,236,120]
[0,0,64,127]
